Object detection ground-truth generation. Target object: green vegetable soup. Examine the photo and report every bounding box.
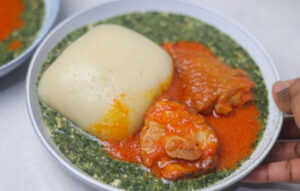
[38,12,268,191]
[0,0,44,66]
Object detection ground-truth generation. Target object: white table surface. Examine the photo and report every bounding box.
[1,0,300,190]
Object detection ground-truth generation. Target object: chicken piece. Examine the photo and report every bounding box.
[140,99,218,180]
[163,41,255,115]
[165,136,201,160]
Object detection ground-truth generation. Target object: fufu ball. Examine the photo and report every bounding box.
[38,24,173,140]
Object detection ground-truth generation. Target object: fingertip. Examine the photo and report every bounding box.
[272,81,292,113]
[273,81,290,95]
[242,164,268,183]
[289,78,300,128]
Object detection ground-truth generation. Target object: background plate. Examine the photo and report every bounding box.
[0,0,60,77]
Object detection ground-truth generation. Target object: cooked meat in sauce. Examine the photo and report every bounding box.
[140,99,218,180]
[103,41,260,181]
[163,41,255,115]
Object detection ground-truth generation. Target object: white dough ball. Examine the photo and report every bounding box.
[38,24,173,140]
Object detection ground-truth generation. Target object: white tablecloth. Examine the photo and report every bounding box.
[1,0,300,190]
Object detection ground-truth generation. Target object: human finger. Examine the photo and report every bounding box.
[273,78,300,127]
[272,80,294,113]
[243,159,300,183]
[288,79,300,128]
[279,117,300,139]
[264,142,300,163]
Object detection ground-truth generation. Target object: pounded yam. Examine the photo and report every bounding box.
[38,24,173,140]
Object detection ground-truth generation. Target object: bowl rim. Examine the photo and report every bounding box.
[26,0,283,190]
[0,0,61,77]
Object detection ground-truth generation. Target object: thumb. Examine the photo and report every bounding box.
[273,78,300,127]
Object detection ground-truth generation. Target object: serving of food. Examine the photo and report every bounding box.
[27,1,282,190]
[0,0,60,77]
[0,0,44,66]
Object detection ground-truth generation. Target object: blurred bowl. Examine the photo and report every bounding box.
[0,0,60,77]
[26,0,283,190]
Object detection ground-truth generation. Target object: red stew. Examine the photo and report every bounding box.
[0,0,24,50]
[102,41,261,177]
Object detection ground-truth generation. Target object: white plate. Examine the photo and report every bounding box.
[26,0,283,190]
[0,0,60,77]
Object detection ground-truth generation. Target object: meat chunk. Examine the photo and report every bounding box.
[163,41,255,115]
[140,99,218,180]
[165,136,201,160]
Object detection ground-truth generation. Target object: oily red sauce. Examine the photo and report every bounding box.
[0,0,24,48]
[206,104,260,169]
[103,134,142,163]
[103,41,261,175]
[7,39,22,51]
